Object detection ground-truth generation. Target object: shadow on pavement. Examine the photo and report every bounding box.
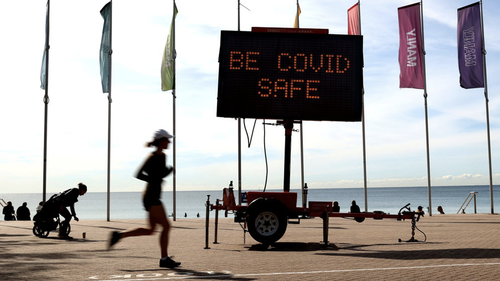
[318,247,500,260]
[248,242,338,251]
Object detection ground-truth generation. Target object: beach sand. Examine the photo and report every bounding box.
[1,213,499,280]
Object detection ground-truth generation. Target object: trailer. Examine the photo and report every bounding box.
[209,187,421,245]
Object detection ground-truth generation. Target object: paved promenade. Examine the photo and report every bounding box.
[1,213,500,280]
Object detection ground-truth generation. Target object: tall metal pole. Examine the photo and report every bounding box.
[479,0,494,214]
[420,0,432,216]
[106,1,113,221]
[295,0,306,206]
[348,0,367,211]
[172,90,177,221]
[237,0,242,204]
[172,0,177,221]
[42,0,50,203]
[357,0,368,213]
[300,121,305,202]
[283,120,293,192]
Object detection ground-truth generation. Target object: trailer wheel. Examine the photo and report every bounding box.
[246,198,288,244]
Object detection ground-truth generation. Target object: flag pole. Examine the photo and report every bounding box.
[357,0,368,213]
[106,0,113,222]
[348,1,367,211]
[237,0,242,205]
[42,0,51,203]
[420,0,432,216]
[172,0,177,221]
[161,1,178,219]
[479,0,493,214]
[295,0,306,206]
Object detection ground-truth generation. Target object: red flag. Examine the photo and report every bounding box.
[398,3,424,89]
[348,3,360,35]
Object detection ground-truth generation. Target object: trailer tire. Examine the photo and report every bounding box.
[246,198,288,244]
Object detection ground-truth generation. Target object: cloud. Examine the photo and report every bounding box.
[442,174,484,180]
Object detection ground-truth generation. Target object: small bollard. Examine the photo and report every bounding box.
[204,195,210,249]
[82,232,86,239]
[322,205,330,246]
[302,183,308,208]
[214,199,219,244]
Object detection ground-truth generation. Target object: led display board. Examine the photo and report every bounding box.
[217,31,363,121]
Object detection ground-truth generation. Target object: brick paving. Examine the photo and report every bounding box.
[1,213,499,280]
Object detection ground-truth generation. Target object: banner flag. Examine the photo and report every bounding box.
[458,2,484,89]
[398,3,424,89]
[40,1,49,90]
[99,2,112,94]
[348,3,360,35]
[161,3,178,91]
[293,4,301,28]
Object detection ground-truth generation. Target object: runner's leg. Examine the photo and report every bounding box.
[148,204,170,257]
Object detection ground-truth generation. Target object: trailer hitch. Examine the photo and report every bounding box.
[398,203,427,243]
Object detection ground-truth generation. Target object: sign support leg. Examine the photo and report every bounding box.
[283,120,293,192]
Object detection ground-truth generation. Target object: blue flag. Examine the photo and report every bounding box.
[99,2,112,93]
[40,1,49,90]
[457,2,484,89]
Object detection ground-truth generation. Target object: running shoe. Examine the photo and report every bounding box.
[108,231,121,249]
[159,257,181,268]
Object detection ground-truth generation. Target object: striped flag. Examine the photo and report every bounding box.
[457,2,484,89]
[99,2,112,94]
[161,3,178,91]
[398,3,424,89]
[348,2,360,35]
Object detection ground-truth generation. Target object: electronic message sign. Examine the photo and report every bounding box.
[217,31,363,121]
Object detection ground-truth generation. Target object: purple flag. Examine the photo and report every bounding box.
[458,2,484,89]
[398,3,424,89]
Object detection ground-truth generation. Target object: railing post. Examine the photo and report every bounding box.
[474,193,477,214]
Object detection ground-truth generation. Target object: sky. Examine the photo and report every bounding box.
[1,0,500,195]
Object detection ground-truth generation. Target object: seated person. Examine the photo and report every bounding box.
[332,201,340,212]
[16,202,31,220]
[350,200,361,213]
[3,201,16,221]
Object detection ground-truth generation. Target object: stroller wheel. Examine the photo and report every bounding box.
[58,222,71,236]
[33,225,50,238]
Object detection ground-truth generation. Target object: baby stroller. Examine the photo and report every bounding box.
[32,194,71,238]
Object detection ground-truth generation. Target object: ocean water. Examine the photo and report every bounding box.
[1,185,498,220]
